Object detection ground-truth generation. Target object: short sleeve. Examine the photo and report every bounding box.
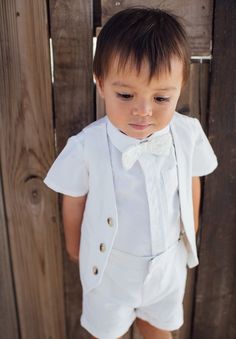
[43,132,88,197]
[192,118,218,177]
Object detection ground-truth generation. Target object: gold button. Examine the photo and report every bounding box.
[107,217,113,227]
[92,266,99,275]
[99,243,106,252]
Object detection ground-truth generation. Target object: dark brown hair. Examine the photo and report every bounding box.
[93,7,190,84]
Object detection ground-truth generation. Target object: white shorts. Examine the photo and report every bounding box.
[81,237,188,339]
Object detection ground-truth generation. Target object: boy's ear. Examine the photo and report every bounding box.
[94,75,105,98]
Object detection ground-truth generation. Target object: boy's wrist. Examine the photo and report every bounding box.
[68,253,79,263]
[67,248,79,263]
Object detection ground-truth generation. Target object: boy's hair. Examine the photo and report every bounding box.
[93,7,190,84]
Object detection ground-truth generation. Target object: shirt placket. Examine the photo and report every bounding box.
[139,155,165,255]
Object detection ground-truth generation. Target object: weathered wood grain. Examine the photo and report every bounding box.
[192,1,236,338]
[49,1,94,338]
[49,0,94,151]
[0,173,19,338]
[0,2,19,337]
[101,0,213,56]
[177,61,210,120]
[0,0,66,338]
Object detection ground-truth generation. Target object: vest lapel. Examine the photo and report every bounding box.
[85,119,119,232]
[170,114,197,262]
[170,116,187,226]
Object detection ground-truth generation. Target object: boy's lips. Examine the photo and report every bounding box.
[129,123,151,130]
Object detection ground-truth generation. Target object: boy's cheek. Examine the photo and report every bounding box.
[155,105,175,118]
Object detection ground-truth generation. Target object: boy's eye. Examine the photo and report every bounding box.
[154,96,170,103]
[116,93,134,100]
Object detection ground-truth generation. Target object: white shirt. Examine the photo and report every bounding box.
[106,118,181,256]
[44,116,182,257]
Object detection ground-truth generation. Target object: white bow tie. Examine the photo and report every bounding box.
[122,132,172,170]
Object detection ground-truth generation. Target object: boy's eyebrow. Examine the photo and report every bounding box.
[111,81,177,91]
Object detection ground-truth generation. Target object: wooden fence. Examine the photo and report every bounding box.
[0,0,235,338]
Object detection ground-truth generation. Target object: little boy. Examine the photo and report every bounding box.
[44,7,218,339]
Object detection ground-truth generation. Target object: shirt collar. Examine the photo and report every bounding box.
[106,116,171,153]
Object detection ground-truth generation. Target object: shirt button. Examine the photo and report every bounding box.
[107,217,113,227]
[99,243,106,252]
[92,266,99,275]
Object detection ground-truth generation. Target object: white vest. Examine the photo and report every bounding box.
[78,112,217,293]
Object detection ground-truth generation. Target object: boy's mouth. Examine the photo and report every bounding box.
[129,123,151,130]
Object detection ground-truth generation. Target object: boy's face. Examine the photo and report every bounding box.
[96,57,183,139]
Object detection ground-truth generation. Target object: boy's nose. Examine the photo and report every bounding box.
[132,103,152,116]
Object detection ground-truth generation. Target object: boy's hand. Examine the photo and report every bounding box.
[68,252,79,263]
[65,240,80,263]
[192,176,201,233]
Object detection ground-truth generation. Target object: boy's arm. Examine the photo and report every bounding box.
[62,194,87,262]
[192,176,201,234]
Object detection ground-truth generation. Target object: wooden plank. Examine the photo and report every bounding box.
[177,61,210,120]
[199,61,210,126]
[101,0,213,56]
[0,0,66,338]
[192,1,236,339]
[49,0,94,151]
[49,1,94,338]
[93,0,101,34]
[0,3,20,337]
[0,176,19,337]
